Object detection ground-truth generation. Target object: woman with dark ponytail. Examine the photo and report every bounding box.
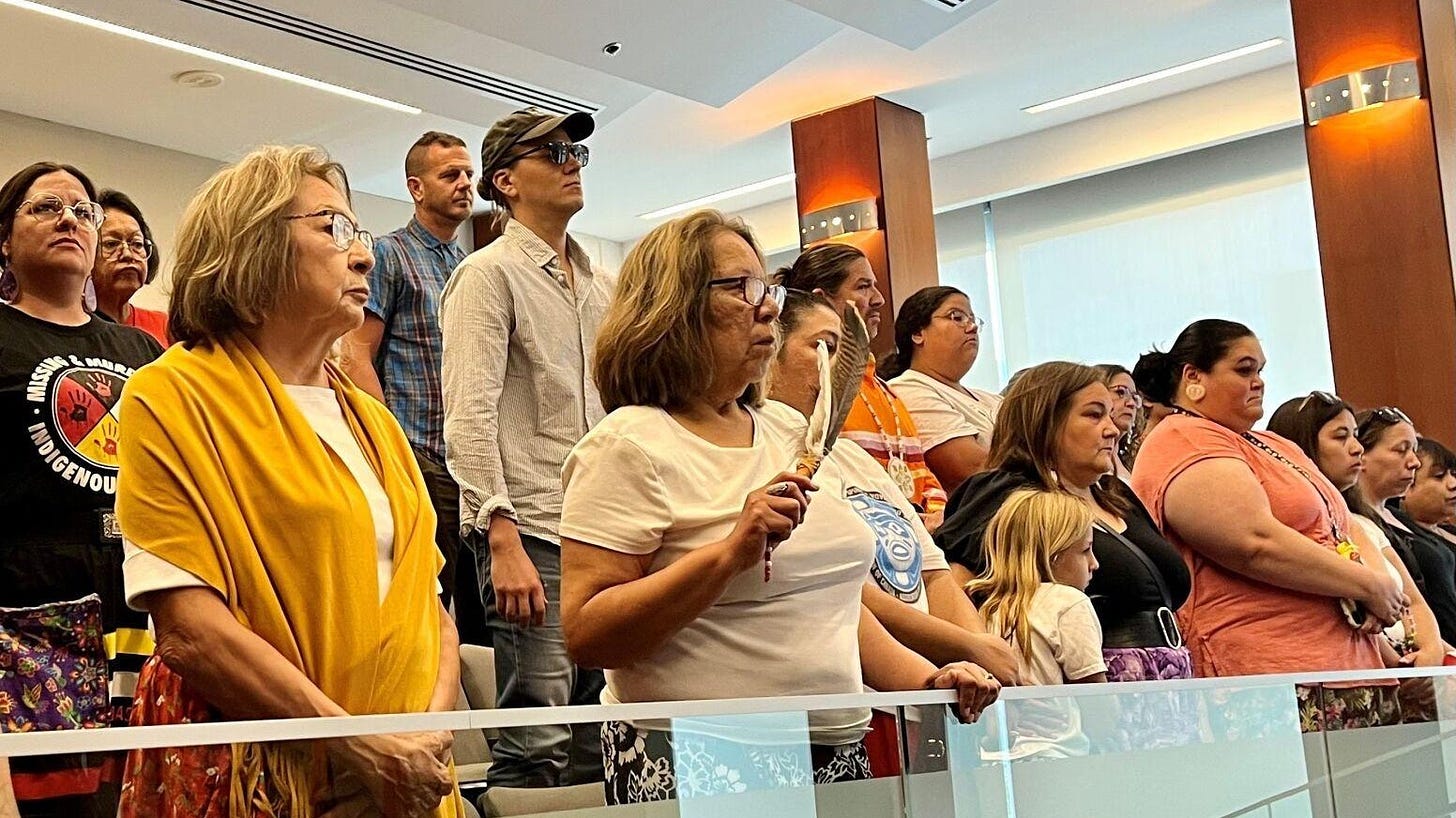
[1130,320,1403,727]
[884,286,1001,494]
[778,244,949,530]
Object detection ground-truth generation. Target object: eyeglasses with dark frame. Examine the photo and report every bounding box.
[283,210,374,252]
[507,141,590,168]
[17,194,105,230]
[99,236,155,261]
[934,308,985,332]
[707,276,785,309]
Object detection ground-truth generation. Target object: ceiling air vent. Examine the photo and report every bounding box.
[176,0,600,114]
[919,0,972,9]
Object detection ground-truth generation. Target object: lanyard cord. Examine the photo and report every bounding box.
[1168,406,1346,543]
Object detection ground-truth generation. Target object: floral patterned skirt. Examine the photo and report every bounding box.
[117,656,234,818]
[1099,646,1201,752]
[600,720,870,805]
[1,593,121,808]
[1296,684,1401,732]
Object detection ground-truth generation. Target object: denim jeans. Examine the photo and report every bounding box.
[476,534,606,788]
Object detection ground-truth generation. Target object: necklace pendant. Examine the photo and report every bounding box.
[887,456,916,498]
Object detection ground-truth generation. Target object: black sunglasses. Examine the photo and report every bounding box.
[507,141,590,168]
[1297,390,1339,413]
[1358,405,1415,434]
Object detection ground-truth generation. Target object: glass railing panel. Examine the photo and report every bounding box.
[910,678,1324,818]
[10,672,1456,818]
[1316,670,1456,818]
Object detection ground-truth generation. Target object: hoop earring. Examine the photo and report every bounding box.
[1186,383,1206,402]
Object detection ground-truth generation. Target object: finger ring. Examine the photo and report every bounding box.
[768,482,792,496]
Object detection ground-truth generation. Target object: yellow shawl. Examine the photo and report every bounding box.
[116,335,461,818]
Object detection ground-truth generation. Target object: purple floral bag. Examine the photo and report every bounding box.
[0,594,112,732]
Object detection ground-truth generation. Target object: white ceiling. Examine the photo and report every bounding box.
[0,0,1301,244]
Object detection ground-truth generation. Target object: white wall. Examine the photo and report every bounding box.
[980,126,1333,408]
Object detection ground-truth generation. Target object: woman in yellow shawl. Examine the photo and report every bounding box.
[113,146,463,818]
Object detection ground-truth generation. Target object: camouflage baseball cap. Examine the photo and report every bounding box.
[479,107,595,179]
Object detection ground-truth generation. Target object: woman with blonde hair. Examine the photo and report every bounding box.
[966,490,1104,759]
[938,362,1191,684]
[560,209,1000,804]
[115,145,462,817]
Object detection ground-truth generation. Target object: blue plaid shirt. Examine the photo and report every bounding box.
[365,217,466,465]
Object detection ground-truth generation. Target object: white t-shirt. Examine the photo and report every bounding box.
[1353,515,1408,647]
[985,583,1106,761]
[758,402,949,614]
[124,384,399,608]
[559,403,880,745]
[887,369,1002,450]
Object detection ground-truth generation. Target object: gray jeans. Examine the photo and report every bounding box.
[476,533,606,788]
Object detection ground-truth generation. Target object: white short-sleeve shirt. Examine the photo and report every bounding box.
[560,402,888,745]
[985,583,1106,760]
[887,369,1002,450]
[758,402,949,614]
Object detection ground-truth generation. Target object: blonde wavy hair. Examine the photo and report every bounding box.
[169,145,351,345]
[594,209,767,411]
[964,489,1095,661]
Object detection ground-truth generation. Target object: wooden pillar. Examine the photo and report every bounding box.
[1292,0,1456,444]
[790,98,939,357]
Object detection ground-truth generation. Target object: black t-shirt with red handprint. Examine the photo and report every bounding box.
[0,304,161,799]
[0,303,161,541]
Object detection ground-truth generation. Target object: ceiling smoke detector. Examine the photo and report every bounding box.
[173,69,224,89]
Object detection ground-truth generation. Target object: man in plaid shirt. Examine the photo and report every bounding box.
[342,131,487,642]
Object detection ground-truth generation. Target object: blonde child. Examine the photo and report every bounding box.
[967,489,1107,760]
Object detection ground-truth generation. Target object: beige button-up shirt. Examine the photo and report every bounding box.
[440,219,612,544]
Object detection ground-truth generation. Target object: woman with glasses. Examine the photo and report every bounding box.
[1267,394,1448,667]
[1093,365,1144,482]
[938,362,1193,694]
[0,161,162,818]
[881,286,1001,494]
[89,190,168,346]
[560,210,1000,805]
[777,245,949,530]
[1131,319,1401,727]
[113,146,463,818]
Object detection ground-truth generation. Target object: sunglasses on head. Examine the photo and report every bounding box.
[1297,390,1339,413]
[1358,405,1415,435]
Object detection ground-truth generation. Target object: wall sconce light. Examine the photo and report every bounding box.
[799,198,879,246]
[1304,60,1421,125]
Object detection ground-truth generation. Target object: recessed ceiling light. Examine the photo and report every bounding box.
[173,70,224,89]
[638,173,797,220]
[602,42,622,56]
[0,0,420,114]
[1023,38,1286,114]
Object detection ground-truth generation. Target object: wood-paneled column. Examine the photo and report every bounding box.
[791,98,939,358]
[1292,0,1456,444]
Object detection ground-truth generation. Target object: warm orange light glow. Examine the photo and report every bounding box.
[1306,95,1426,155]
[1306,44,1415,90]
[797,181,878,216]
